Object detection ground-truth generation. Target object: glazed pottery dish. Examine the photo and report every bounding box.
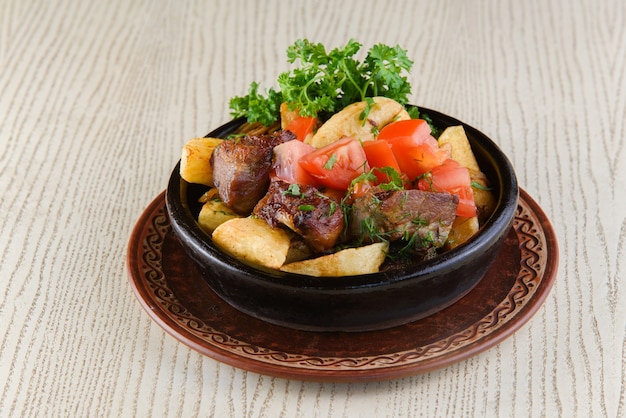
[165,107,519,332]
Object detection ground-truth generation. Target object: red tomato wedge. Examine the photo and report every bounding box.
[272,140,319,186]
[362,139,402,184]
[299,137,368,190]
[378,119,449,180]
[378,119,431,143]
[386,136,450,180]
[285,116,317,142]
[454,186,477,218]
[418,159,477,217]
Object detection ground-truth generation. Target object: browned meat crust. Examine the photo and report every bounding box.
[253,179,345,253]
[211,131,295,215]
[349,188,458,252]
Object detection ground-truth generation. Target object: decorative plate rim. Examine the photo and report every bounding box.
[126,188,558,382]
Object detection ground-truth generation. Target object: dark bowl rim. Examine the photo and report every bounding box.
[165,106,519,290]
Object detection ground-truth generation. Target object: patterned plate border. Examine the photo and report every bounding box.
[127,189,558,381]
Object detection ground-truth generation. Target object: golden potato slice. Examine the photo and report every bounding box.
[180,137,224,186]
[197,188,221,203]
[280,242,389,277]
[197,199,240,234]
[445,216,480,249]
[306,97,410,148]
[212,217,291,270]
[437,126,480,172]
[470,170,498,224]
[280,102,300,130]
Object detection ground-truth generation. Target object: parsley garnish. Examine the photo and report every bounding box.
[229,39,414,125]
[283,183,303,197]
[471,181,492,191]
[375,167,405,190]
[360,97,376,126]
[229,82,283,127]
[328,201,337,216]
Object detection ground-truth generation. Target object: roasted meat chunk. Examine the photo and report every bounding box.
[211,131,295,215]
[350,188,458,253]
[253,180,344,253]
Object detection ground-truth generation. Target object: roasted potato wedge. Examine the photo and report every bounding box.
[212,217,292,270]
[469,169,498,224]
[180,137,224,186]
[437,126,480,172]
[280,242,389,277]
[306,97,410,148]
[280,102,300,130]
[445,216,480,249]
[197,199,240,234]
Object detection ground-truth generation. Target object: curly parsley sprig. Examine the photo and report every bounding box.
[229,39,414,126]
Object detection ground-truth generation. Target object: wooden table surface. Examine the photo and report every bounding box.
[1,0,624,416]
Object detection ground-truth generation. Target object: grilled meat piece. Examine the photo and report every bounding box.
[350,188,458,252]
[211,131,295,215]
[253,179,344,253]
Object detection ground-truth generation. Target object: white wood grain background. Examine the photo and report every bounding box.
[1,0,624,417]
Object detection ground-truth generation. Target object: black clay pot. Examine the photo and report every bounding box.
[165,107,519,332]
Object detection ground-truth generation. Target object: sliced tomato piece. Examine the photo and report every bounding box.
[419,159,471,190]
[362,139,402,184]
[285,116,317,142]
[418,159,477,217]
[386,136,449,180]
[454,186,477,218]
[378,119,431,143]
[378,119,449,180]
[272,140,318,186]
[299,137,368,190]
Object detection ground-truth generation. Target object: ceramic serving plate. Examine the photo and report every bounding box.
[126,188,557,382]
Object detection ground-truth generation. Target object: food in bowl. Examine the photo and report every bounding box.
[180,103,497,277]
[165,39,519,331]
[177,39,499,277]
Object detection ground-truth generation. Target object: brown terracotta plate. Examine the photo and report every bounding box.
[126,188,558,382]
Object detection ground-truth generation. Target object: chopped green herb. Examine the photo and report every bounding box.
[360,217,386,243]
[328,201,337,216]
[396,229,429,257]
[298,204,315,212]
[376,167,405,191]
[283,183,302,197]
[360,97,376,125]
[411,216,428,227]
[471,181,492,191]
[324,154,338,170]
